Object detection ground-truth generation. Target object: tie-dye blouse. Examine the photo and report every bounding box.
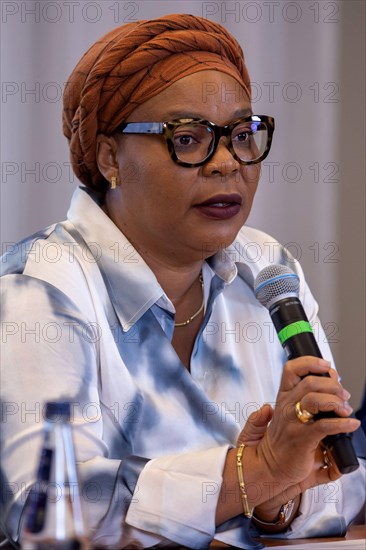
[1,187,365,549]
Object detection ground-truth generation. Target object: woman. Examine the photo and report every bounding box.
[1,14,365,549]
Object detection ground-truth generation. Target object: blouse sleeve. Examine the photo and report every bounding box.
[0,274,235,549]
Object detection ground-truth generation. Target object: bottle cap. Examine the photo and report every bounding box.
[45,401,71,421]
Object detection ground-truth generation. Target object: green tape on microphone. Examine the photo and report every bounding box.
[277,321,313,345]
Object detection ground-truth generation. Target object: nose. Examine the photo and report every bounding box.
[201,137,240,178]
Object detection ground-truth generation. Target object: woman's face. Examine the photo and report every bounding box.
[106,70,260,266]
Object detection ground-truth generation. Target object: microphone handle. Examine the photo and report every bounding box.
[269,298,359,474]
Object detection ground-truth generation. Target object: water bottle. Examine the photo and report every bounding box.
[20,402,89,549]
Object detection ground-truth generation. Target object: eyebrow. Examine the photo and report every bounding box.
[164,108,253,120]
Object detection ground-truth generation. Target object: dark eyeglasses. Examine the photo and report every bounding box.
[118,115,275,167]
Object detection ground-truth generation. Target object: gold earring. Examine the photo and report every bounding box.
[111,176,118,189]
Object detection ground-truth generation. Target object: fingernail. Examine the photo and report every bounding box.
[341,390,351,400]
[349,418,361,429]
[343,402,353,413]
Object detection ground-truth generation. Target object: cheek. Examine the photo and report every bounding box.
[241,164,261,192]
[139,164,197,211]
[120,163,182,216]
[119,161,142,185]
[118,137,168,184]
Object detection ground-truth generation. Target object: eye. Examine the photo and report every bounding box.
[174,133,198,147]
[236,131,250,142]
[232,131,253,147]
[173,125,209,149]
[231,121,257,148]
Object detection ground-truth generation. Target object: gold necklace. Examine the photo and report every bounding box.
[174,272,204,327]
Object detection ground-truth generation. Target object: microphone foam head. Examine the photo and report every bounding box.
[254,265,300,309]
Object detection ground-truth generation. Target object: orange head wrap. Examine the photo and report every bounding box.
[62,13,251,193]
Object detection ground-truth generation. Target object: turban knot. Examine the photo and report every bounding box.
[62,13,251,192]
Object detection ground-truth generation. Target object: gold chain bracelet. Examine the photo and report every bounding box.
[236,443,253,518]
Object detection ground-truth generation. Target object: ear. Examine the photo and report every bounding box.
[96,134,119,183]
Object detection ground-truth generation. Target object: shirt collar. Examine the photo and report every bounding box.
[66,187,257,329]
[67,187,165,330]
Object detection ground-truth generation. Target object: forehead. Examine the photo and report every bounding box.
[127,70,251,124]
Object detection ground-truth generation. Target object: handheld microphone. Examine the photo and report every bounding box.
[254,264,359,474]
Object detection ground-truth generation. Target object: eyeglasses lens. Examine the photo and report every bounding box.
[231,121,267,162]
[172,124,215,164]
[172,121,268,164]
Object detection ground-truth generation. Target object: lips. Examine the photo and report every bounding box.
[194,194,242,220]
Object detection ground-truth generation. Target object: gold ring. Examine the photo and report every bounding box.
[295,401,314,424]
[321,449,333,469]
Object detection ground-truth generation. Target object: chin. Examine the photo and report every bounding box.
[187,210,249,258]
[214,216,247,242]
[198,229,242,259]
